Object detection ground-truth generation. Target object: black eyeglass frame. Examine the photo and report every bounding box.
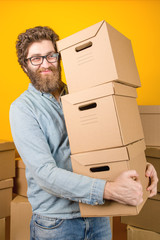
[25,52,59,66]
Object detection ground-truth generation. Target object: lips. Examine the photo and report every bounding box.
[40,69,52,74]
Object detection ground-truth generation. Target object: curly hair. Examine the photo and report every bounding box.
[16,26,59,71]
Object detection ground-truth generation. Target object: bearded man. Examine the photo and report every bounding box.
[10,26,158,240]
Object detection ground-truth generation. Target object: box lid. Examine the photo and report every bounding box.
[12,195,28,204]
[15,158,25,169]
[71,140,145,166]
[62,82,137,105]
[56,20,104,52]
[0,140,15,152]
[145,147,160,158]
[0,178,13,190]
[139,105,160,114]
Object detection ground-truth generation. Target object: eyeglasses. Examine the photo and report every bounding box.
[25,52,59,66]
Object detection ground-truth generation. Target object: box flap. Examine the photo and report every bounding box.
[126,139,146,159]
[56,20,104,52]
[61,82,137,105]
[71,146,129,166]
[12,195,28,204]
[15,157,26,169]
[145,147,160,158]
[0,178,13,189]
[113,82,137,98]
[139,105,160,114]
[0,140,15,152]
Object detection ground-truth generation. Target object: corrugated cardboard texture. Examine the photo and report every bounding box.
[127,225,160,240]
[121,194,160,234]
[139,105,160,147]
[0,140,15,180]
[10,195,32,240]
[71,140,148,217]
[56,20,140,93]
[62,82,144,154]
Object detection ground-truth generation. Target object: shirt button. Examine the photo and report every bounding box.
[95,202,98,205]
[50,96,53,99]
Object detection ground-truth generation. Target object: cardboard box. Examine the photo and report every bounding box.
[127,225,160,240]
[145,147,160,192]
[13,158,28,197]
[5,217,10,240]
[0,218,5,240]
[10,195,32,240]
[62,82,144,154]
[0,217,10,240]
[0,179,13,218]
[57,20,141,93]
[139,105,160,147]
[121,194,160,234]
[71,139,148,217]
[113,217,127,240]
[0,140,15,180]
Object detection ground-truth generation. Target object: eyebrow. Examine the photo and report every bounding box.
[29,51,55,58]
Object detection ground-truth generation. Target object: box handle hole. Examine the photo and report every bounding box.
[90,166,110,172]
[79,103,97,111]
[75,41,93,52]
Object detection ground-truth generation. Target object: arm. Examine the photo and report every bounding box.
[10,102,106,206]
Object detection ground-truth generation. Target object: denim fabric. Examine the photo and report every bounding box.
[30,214,112,240]
[9,83,106,219]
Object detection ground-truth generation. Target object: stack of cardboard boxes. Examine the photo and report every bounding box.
[0,143,32,240]
[11,157,32,240]
[56,20,149,217]
[121,105,160,239]
[0,140,15,240]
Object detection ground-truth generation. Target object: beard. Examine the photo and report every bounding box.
[26,64,64,94]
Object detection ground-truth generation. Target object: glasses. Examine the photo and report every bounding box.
[25,52,59,66]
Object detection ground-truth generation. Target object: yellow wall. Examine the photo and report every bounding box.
[0,0,160,140]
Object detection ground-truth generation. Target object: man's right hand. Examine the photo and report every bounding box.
[103,170,143,206]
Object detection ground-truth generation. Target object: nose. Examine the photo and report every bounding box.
[40,57,51,68]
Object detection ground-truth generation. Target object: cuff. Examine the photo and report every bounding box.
[82,178,106,206]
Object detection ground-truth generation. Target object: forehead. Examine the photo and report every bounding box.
[27,40,55,57]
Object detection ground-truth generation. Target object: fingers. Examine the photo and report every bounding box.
[145,163,153,177]
[145,163,159,197]
[147,178,158,197]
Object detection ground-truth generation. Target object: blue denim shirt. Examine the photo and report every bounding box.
[9,83,106,219]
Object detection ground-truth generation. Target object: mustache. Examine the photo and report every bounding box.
[37,66,57,73]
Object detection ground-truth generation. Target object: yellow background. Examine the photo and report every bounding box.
[0,0,160,140]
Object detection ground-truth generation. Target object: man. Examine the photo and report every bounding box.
[10,26,158,240]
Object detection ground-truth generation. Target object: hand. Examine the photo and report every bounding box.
[103,170,143,206]
[145,163,159,197]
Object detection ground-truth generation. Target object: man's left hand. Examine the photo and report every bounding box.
[145,163,159,197]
